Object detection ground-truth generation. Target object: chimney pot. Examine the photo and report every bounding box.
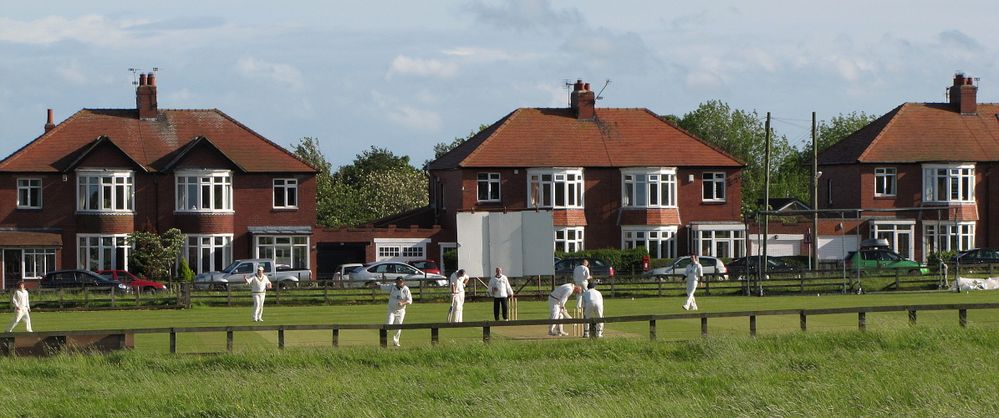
[570,79,596,120]
[44,109,55,132]
[136,73,158,119]
[949,73,978,115]
[584,83,590,91]
[138,73,147,86]
[148,72,156,86]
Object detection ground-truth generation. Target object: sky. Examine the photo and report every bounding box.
[1,0,998,168]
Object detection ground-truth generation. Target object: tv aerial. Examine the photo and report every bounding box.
[129,67,160,85]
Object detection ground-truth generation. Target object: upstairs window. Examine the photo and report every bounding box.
[528,168,584,209]
[17,178,42,209]
[477,173,501,202]
[702,172,726,202]
[874,167,896,197]
[77,170,133,212]
[622,168,677,208]
[273,178,298,209]
[555,227,584,253]
[923,164,974,203]
[176,170,233,212]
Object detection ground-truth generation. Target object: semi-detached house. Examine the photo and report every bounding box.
[0,74,317,288]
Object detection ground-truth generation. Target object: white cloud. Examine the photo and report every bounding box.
[387,55,458,79]
[0,15,145,46]
[371,90,442,131]
[236,57,304,89]
[463,0,582,32]
[441,47,516,62]
[56,62,89,85]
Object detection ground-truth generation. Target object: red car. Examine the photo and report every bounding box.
[409,260,441,275]
[97,270,168,293]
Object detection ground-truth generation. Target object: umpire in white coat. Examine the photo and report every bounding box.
[582,281,604,338]
[385,277,413,347]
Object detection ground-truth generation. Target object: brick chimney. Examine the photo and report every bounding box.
[44,109,55,132]
[949,73,977,115]
[136,72,158,120]
[570,79,596,120]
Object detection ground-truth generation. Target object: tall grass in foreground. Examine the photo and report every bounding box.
[1,326,997,417]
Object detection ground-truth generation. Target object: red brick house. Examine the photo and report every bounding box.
[0,74,317,288]
[818,73,999,262]
[424,80,746,260]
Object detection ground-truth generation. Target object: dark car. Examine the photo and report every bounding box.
[41,270,129,292]
[554,258,615,278]
[726,256,797,280]
[955,248,999,265]
[97,270,168,293]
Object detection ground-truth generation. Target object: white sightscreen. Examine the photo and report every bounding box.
[817,235,859,260]
[456,211,555,277]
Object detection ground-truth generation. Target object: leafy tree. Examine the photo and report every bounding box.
[815,111,876,153]
[425,124,490,167]
[292,137,336,228]
[127,228,185,282]
[338,146,415,185]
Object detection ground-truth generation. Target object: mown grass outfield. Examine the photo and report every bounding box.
[1,292,999,416]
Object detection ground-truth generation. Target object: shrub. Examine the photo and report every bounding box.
[928,251,957,271]
[556,247,649,273]
[178,258,195,282]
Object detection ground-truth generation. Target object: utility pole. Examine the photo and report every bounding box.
[811,112,819,271]
[761,112,771,294]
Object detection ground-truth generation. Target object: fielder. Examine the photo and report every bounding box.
[572,259,591,309]
[582,281,604,338]
[245,266,272,322]
[447,269,469,323]
[6,281,32,333]
[548,282,581,336]
[384,277,413,347]
[682,254,703,311]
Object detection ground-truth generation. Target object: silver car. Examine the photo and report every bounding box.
[348,261,447,288]
[646,256,728,280]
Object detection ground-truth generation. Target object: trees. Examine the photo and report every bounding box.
[292,137,336,228]
[127,228,185,282]
[425,124,489,167]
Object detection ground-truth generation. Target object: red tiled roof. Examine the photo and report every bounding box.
[0,109,316,173]
[819,103,999,164]
[427,108,743,169]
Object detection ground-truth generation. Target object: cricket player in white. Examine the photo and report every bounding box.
[582,282,604,338]
[488,267,514,320]
[385,277,413,346]
[548,283,581,336]
[245,266,272,322]
[572,260,591,309]
[683,255,703,311]
[6,281,32,333]
[448,269,469,323]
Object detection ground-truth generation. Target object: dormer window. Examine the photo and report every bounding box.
[923,164,974,203]
[622,168,677,208]
[527,168,583,209]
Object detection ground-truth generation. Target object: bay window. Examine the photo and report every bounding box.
[255,235,309,269]
[622,168,677,208]
[528,168,584,209]
[77,170,134,212]
[692,224,745,259]
[923,221,975,258]
[23,249,56,279]
[622,226,677,259]
[555,227,585,253]
[176,170,233,212]
[923,164,974,203]
[78,234,129,271]
[185,235,233,274]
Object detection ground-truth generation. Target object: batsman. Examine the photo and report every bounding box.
[447,269,469,323]
[548,282,581,336]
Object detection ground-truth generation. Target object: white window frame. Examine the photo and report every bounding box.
[923,164,974,203]
[76,169,134,213]
[255,235,310,269]
[622,226,678,259]
[272,178,298,209]
[702,172,726,202]
[22,248,56,279]
[374,238,429,262]
[527,168,584,209]
[622,168,677,208]
[923,221,975,260]
[870,220,915,260]
[175,169,233,213]
[874,167,897,197]
[184,234,233,275]
[692,224,746,259]
[77,234,130,271]
[555,226,585,253]
[476,172,501,203]
[17,178,42,209]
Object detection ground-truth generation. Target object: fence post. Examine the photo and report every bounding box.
[800,312,807,331]
[184,283,192,309]
[135,287,140,306]
[379,327,387,348]
[275,284,280,306]
[705,277,710,296]
[482,326,491,344]
[323,283,330,305]
[84,287,89,308]
[537,276,542,300]
[657,277,662,297]
[649,320,656,341]
[799,275,804,293]
[226,328,234,352]
[701,317,708,336]
[858,312,866,331]
[59,288,64,309]
[110,287,115,307]
[431,327,439,345]
[894,269,900,290]
[227,285,233,307]
[908,309,917,325]
[611,277,616,298]
[749,315,757,337]
[1,336,14,356]
[371,286,376,303]
[278,327,285,350]
[332,328,339,347]
[959,309,968,328]
[169,328,177,354]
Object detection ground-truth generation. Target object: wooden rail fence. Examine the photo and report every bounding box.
[3,302,997,355]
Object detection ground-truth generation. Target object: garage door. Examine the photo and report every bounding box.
[817,236,859,261]
[749,235,802,257]
[317,242,367,280]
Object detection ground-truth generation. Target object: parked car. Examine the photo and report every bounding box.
[194,259,313,289]
[955,248,999,265]
[41,270,129,293]
[725,256,798,280]
[554,258,615,278]
[645,256,728,280]
[348,261,447,288]
[331,263,364,285]
[409,260,442,275]
[97,270,168,293]
[846,239,929,275]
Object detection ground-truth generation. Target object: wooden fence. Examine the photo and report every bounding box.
[4,302,997,355]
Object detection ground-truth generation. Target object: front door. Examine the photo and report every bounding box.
[3,249,22,289]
